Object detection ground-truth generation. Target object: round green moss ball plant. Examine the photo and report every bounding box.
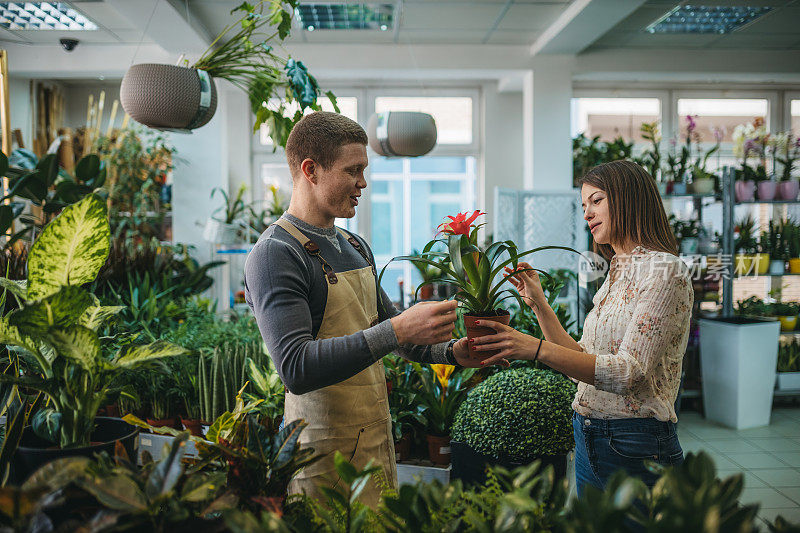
[452,367,577,460]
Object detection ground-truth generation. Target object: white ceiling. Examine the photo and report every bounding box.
[587,0,800,51]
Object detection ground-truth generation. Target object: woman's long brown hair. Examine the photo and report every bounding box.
[580,160,678,260]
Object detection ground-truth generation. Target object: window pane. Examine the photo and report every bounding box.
[371,157,403,173]
[430,181,461,194]
[409,156,467,174]
[379,264,405,302]
[371,179,404,258]
[259,96,358,145]
[792,100,800,135]
[571,97,660,143]
[410,180,461,252]
[677,98,768,142]
[374,96,472,144]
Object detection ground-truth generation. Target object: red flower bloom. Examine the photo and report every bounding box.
[437,210,485,236]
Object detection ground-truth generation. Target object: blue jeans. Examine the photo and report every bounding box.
[573,412,684,498]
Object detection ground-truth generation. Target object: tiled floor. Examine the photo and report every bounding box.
[679,407,800,524]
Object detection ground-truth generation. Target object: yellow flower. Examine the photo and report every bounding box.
[431,364,455,391]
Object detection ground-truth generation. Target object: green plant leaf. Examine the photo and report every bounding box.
[31,407,61,443]
[0,278,27,303]
[27,194,110,300]
[113,340,189,368]
[44,325,100,371]
[78,473,148,512]
[79,305,125,331]
[181,471,224,502]
[22,456,91,491]
[9,285,93,332]
[75,154,101,183]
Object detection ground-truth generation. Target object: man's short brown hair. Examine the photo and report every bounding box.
[285,111,368,177]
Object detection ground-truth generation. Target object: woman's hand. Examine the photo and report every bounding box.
[452,337,510,368]
[505,262,546,311]
[470,319,541,366]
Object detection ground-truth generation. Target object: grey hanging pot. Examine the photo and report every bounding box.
[367,111,437,157]
[120,63,217,132]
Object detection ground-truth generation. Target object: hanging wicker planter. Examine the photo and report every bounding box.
[120,63,218,132]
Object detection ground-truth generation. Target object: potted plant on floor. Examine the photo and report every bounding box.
[450,366,576,486]
[380,210,575,359]
[121,0,337,140]
[384,354,425,462]
[0,194,188,480]
[414,363,476,465]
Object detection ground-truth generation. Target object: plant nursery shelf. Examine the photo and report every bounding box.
[661,193,720,199]
[735,200,800,205]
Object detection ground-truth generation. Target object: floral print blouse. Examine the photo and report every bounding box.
[573,246,694,423]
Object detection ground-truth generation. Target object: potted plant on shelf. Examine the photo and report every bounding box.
[733,119,769,202]
[734,215,760,276]
[639,122,665,194]
[669,215,701,256]
[687,117,720,195]
[204,184,249,244]
[777,338,800,391]
[413,363,476,465]
[380,210,574,359]
[450,366,576,486]
[0,194,188,480]
[665,136,690,195]
[785,219,800,274]
[775,132,799,200]
[771,302,799,332]
[120,1,337,140]
[764,220,788,275]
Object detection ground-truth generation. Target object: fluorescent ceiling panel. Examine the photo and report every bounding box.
[296,3,393,31]
[0,2,98,30]
[645,5,772,34]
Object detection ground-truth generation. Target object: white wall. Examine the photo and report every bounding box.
[8,78,33,150]
[62,82,126,133]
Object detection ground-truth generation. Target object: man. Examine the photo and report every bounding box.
[244,111,474,507]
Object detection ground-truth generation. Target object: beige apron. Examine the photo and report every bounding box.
[275,218,396,508]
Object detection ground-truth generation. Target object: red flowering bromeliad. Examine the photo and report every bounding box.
[379,211,577,315]
[437,210,485,238]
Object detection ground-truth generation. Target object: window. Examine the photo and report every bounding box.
[792,100,800,136]
[570,97,661,143]
[374,96,473,145]
[257,96,359,146]
[372,156,477,303]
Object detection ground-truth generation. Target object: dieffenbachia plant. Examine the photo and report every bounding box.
[0,194,188,448]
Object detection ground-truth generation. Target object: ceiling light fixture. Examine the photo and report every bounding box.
[296,3,394,31]
[0,2,98,30]
[645,4,772,34]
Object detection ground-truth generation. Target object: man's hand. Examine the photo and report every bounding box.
[391,300,458,346]
[452,337,509,368]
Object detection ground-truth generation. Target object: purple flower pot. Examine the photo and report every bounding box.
[778,181,799,201]
[757,181,777,201]
[735,180,756,202]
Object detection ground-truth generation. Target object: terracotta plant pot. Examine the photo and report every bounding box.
[121,63,218,131]
[426,434,451,465]
[778,181,799,201]
[757,181,777,201]
[394,433,412,462]
[790,258,800,274]
[181,417,205,437]
[418,285,434,300]
[753,253,770,275]
[463,310,511,359]
[778,316,798,332]
[691,178,715,195]
[735,180,756,202]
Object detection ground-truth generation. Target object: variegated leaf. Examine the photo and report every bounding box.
[45,325,100,371]
[113,340,189,368]
[9,286,93,333]
[0,278,27,302]
[79,305,125,331]
[0,316,41,358]
[27,194,110,300]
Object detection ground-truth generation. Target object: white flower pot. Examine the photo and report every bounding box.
[777,372,800,391]
[769,260,786,275]
[203,219,239,244]
[700,317,780,429]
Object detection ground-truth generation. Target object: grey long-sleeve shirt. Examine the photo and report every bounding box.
[244,213,454,395]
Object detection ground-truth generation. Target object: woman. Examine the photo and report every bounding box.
[473,160,693,495]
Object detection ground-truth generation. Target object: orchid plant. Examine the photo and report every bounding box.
[733,118,770,182]
[379,211,575,316]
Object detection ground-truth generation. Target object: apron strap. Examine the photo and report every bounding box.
[337,228,377,276]
[274,218,339,284]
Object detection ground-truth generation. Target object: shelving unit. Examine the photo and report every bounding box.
[213,243,254,315]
